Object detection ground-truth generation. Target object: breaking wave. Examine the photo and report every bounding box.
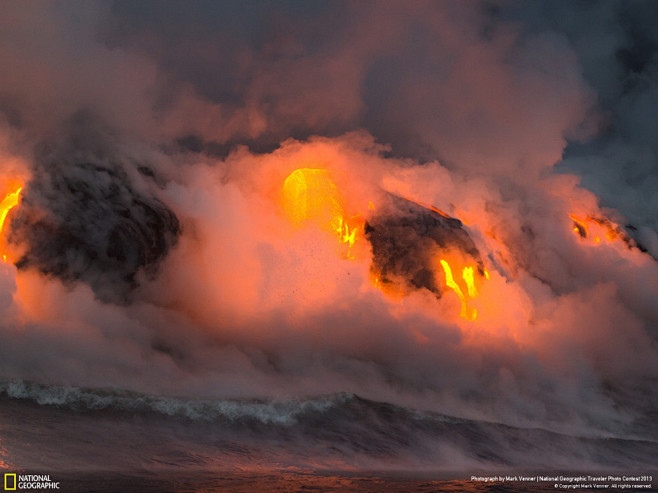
[0,379,656,472]
[0,380,350,425]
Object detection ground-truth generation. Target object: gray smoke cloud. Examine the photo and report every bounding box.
[513,0,658,254]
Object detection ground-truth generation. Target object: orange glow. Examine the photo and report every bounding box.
[0,186,21,262]
[462,266,477,298]
[403,196,451,218]
[569,214,588,238]
[569,213,627,247]
[0,187,21,233]
[439,259,478,321]
[281,168,488,320]
[281,168,363,257]
[440,259,467,318]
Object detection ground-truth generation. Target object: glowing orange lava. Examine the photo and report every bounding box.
[0,186,21,262]
[282,168,363,257]
[281,168,487,320]
[462,266,477,298]
[439,259,479,321]
[569,213,625,246]
[403,196,451,218]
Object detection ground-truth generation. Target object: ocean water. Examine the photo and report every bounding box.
[0,381,656,492]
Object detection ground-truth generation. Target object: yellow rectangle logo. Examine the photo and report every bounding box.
[4,473,16,490]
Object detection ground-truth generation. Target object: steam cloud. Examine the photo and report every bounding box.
[0,0,656,448]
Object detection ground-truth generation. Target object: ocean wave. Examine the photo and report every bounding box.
[1,380,657,470]
[0,380,353,425]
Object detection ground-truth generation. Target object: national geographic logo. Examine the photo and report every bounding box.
[4,474,59,490]
[3,474,14,491]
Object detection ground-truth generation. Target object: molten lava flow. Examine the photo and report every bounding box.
[281,169,487,319]
[0,186,21,262]
[0,187,20,232]
[282,168,363,257]
[439,259,479,321]
[403,196,450,218]
[462,266,477,298]
[439,259,467,318]
[569,214,588,239]
[569,213,632,248]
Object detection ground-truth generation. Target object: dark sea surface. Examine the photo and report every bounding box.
[0,382,655,492]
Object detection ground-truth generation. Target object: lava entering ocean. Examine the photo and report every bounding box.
[1,2,658,483]
[280,167,487,320]
[0,126,655,491]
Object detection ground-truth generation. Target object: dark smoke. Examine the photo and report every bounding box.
[513,0,658,255]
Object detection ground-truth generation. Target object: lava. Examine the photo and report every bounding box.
[403,196,451,219]
[568,213,640,250]
[439,259,479,321]
[0,186,21,262]
[281,168,363,258]
[0,187,21,233]
[281,168,489,320]
[462,266,477,298]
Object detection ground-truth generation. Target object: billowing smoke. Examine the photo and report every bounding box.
[0,0,656,459]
